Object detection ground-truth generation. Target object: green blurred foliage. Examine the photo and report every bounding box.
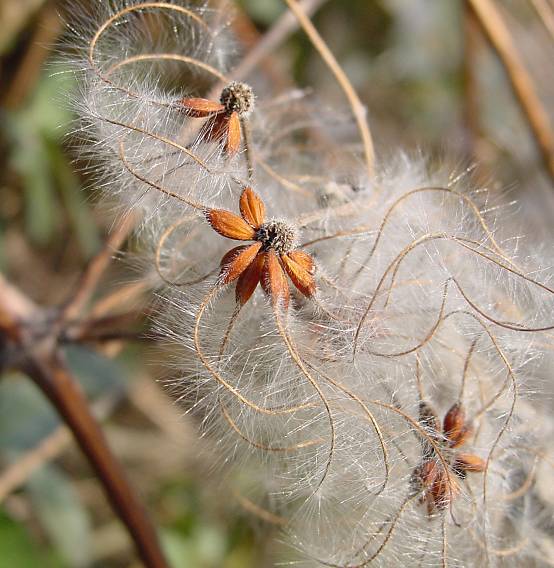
[0,511,61,568]
[2,69,100,256]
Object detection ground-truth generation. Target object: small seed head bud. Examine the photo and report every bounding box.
[256,220,298,254]
[220,81,255,117]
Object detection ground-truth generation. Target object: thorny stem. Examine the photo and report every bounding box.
[284,0,376,178]
[467,0,554,181]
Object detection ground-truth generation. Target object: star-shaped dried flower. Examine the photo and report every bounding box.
[412,402,485,515]
[206,187,315,309]
[178,81,255,156]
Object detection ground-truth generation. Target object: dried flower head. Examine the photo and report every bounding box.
[220,81,255,116]
[413,401,485,515]
[178,82,255,156]
[206,187,314,307]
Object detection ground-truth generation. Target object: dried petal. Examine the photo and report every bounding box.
[220,245,247,268]
[236,252,265,305]
[178,97,224,117]
[430,466,452,511]
[414,461,440,515]
[219,243,262,284]
[415,460,459,514]
[239,187,265,228]
[207,209,256,240]
[287,250,314,273]
[202,112,229,143]
[225,111,241,156]
[413,460,437,492]
[453,453,486,478]
[261,250,290,309]
[281,252,316,297]
[444,403,471,447]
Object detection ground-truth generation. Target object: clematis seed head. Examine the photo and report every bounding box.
[220,81,255,116]
[256,220,298,254]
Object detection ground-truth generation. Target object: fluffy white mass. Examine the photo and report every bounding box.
[67,1,554,565]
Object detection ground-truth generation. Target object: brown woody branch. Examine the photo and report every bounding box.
[22,353,167,568]
[0,262,167,568]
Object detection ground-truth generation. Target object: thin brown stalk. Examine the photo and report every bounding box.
[60,213,136,323]
[89,281,149,319]
[232,490,287,526]
[0,427,71,503]
[462,4,483,162]
[468,0,554,180]
[223,0,329,86]
[530,0,554,39]
[2,4,63,109]
[284,0,376,178]
[0,396,115,503]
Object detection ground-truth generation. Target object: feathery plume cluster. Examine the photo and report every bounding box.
[67,1,554,565]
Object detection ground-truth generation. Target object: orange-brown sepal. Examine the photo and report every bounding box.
[202,112,229,143]
[207,209,256,241]
[281,252,316,298]
[225,112,241,156]
[236,252,265,305]
[453,453,486,476]
[261,250,290,309]
[287,250,314,273]
[239,187,265,228]
[219,243,261,285]
[417,461,458,514]
[443,403,471,447]
[178,97,224,117]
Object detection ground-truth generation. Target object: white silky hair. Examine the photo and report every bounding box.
[66,1,554,566]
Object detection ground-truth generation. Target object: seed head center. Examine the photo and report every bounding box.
[256,221,297,254]
[220,82,255,117]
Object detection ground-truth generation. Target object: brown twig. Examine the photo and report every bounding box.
[2,2,63,109]
[0,271,168,568]
[468,0,554,180]
[530,0,554,40]
[0,396,115,503]
[22,353,168,568]
[227,0,328,84]
[462,5,483,162]
[88,281,149,320]
[231,4,292,91]
[59,213,136,323]
[0,426,71,503]
[283,0,376,178]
